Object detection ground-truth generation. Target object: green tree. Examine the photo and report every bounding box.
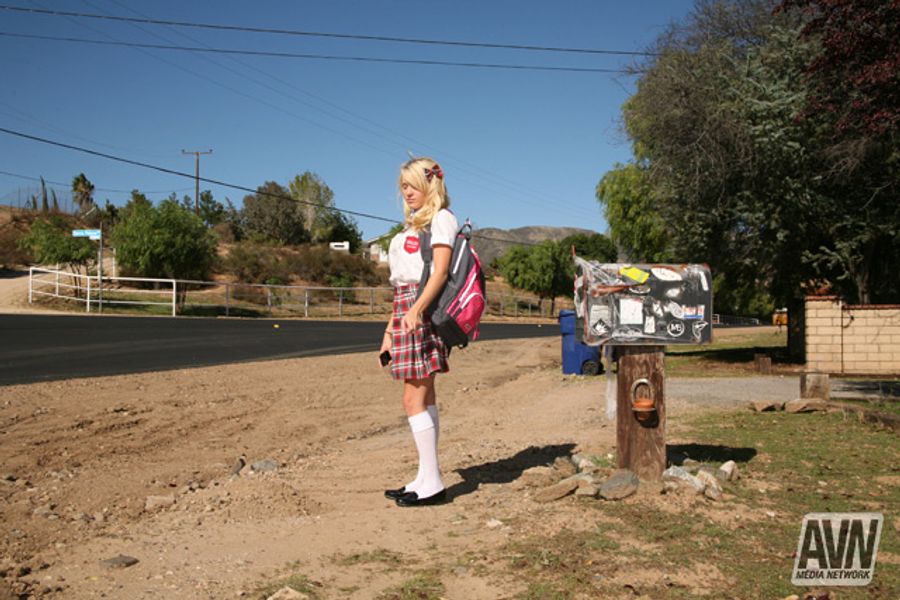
[315,208,363,252]
[498,240,574,313]
[176,190,224,227]
[596,163,671,262]
[598,2,823,318]
[778,0,900,304]
[559,232,618,263]
[18,216,95,274]
[222,197,244,241]
[288,172,334,242]
[197,190,225,227]
[242,181,307,245]
[112,198,216,288]
[119,190,153,223]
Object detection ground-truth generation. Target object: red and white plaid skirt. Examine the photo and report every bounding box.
[389,284,450,381]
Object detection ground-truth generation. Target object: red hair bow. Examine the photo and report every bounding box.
[424,164,443,181]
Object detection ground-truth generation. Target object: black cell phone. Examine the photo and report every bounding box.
[379,350,392,367]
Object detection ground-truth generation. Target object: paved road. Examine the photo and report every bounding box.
[0,314,557,386]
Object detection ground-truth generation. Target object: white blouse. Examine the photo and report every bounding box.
[388,209,459,286]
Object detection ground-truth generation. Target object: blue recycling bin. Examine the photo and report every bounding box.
[559,310,601,375]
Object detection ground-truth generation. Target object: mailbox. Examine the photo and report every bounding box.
[573,256,713,346]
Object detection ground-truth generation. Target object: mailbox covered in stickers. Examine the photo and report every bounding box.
[573,256,713,346]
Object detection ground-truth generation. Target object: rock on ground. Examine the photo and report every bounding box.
[784,399,827,413]
[533,479,580,503]
[100,555,139,569]
[662,466,705,494]
[266,587,309,600]
[599,469,639,500]
[144,495,175,512]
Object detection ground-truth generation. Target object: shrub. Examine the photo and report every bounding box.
[222,242,293,284]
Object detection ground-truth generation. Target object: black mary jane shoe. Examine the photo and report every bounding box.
[384,486,408,500]
[395,489,447,507]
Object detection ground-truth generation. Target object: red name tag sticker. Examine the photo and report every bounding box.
[404,236,420,253]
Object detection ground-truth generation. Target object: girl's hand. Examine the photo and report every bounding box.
[380,331,392,355]
[401,306,421,334]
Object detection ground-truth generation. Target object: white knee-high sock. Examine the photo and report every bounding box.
[404,405,440,492]
[428,404,440,444]
[406,410,443,498]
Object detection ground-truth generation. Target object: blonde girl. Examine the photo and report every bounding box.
[380,157,458,507]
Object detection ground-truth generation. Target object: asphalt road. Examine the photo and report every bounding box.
[0,314,557,386]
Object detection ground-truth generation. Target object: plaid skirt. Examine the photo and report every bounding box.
[390,284,450,381]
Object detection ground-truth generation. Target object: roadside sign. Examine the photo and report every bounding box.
[72,229,102,240]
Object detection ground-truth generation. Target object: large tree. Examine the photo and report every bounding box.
[242,181,307,245]
[595,163,671,262]
[779,0,900,304]
[315,208,363,252]
[112,198,216,282]
[178,190,225,227]
[498,237,613,313]
[288,172,335,243]
[598,0,899,322]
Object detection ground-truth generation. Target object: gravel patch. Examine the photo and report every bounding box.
[668,376,799,408]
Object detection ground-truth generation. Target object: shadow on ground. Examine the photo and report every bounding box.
[448,443,576,501]
[667,443,757,465]
[832,379,900,398]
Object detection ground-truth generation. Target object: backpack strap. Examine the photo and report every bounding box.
[415,225,432,300]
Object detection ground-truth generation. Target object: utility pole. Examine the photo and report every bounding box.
[181,149,213,215]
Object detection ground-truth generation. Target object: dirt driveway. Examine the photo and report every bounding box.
[0,325,800,599]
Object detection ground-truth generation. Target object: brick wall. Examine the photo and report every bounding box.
[805,296,900,374]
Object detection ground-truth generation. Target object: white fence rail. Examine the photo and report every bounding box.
[29,267,177,315]
[27,266,573,319]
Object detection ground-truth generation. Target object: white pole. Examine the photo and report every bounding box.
[172,280,177,316]
[98,232,103,313]
[28,267,33,303]
[86,274,91,313]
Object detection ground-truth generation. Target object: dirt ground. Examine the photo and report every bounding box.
[0,270,802,598]
[0,325,802,599]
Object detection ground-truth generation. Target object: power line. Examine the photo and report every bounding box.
[0,31,631,73]
[0,4,657,57]
[90,0,600,223]
[0,169,192,194]
[0,126,396,224]
[0,126,547,248]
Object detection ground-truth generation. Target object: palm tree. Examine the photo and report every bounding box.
[71,173,95,214]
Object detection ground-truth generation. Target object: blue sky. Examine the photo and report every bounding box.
[0,0,693,240]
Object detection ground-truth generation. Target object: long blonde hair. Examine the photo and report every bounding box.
[399,157,450,230]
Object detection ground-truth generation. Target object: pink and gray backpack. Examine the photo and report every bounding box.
[417,220,487,348]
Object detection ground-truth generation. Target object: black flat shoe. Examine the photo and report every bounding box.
[384,486,408,500]
[395,489,447,507]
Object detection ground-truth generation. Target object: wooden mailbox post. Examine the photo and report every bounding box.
[615,346,666,481]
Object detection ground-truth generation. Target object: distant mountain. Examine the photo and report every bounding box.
[470,226,600,266]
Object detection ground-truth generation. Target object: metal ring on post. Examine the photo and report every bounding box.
[630,377,656,421]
